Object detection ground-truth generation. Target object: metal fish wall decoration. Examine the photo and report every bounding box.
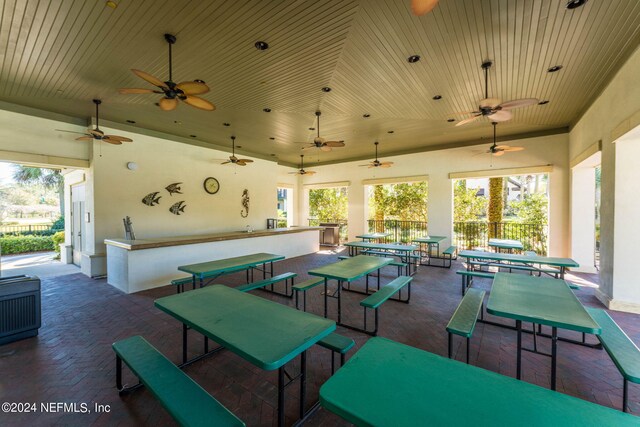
[169,200,186,215]
[240,189,250,218]
[165,182,183,195]
[142,192,161,206]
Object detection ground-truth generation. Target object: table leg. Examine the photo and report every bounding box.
[199,276,204,289]
[271,261,274,277]
[516,320,522,380]
[278,367,285,427]
[338,280,342,324]
[300,351,307,419]
[182,323,188,364]
[192,275,196,291]
[560,267,566,280]
[263,262,267,280]
[323,278,328,318]
[551,326,558,391]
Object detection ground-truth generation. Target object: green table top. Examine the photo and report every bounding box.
[343,241,418,252]
[488,238,524,250]
[178,252,285,279]
[308,255,394,282]
[458,249,579,268]
[154,285,335,370]
[355,232,391,239]
[487,273,601,334]
[412,235,447,244]
[320,337,638,426]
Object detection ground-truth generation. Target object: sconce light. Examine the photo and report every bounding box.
[126,162,138,171]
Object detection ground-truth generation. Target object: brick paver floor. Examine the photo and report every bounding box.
[0,250,638,426]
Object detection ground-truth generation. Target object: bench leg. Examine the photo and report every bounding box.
[183,323,188,365]
[461,276,465,296]
[448,333,452,359]
[295,291,299,310]
[116,355,123,390]
[331,352,335,375]
[466,337,470,364]
[340,353,346,367]
[300,351,306,420]
[278,367,285,427]
[516,320,522,380]
[623,378,628,413]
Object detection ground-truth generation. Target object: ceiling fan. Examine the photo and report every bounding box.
[56,99,132,145]
[455,61,538,127]
[360,142,394,168]
[220,136,253,166]
[478,122,524,157]
[300,111,345,152]
[118,33,215,112]
[411,0,439,16]
[289,155,316,175]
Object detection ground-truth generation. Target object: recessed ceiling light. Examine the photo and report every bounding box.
[547,65,563,73]
[407,55,421,63]
[154,102,160,106]
[174,120,182,125]
[270,154,276,157]
[432,95,442,100]
[538,100,550,105]
[387,130,394,134]
[190,134,197,138]
[194,79,205,84]
[255,41,269,50]
[105,1,117,9]
[566,0,587,9]
[126,119,136,124]
[56,89,64,93]
[223,123,231,127]
[237,145,242,149]
[309,127,315,131]
[447,118,455,122]
[321,87,332,92]
[269,137,275,140]
[363,113,371,118]
[263,108,272,112]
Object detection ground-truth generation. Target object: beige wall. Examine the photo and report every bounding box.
[569,44,640,312]
[298,133,570,257]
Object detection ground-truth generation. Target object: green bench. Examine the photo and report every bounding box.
[586,307,640,412]
[293,277,324,311]
[456,270,494,295]
[339,255,407,277]
[446,288,486,364]
[469,260,560,278]
[171,276,194,293]
[317,332,356,374]
[360,276,413,336]
[361,250,418,275]
[113,336,245,427]
[441,245,457,268]
[235,272,296,297]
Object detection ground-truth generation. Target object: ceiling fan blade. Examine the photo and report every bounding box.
[76,136,93,141]
[159,97,178,111]
[177,81,210,95]
[221,161,231,165]
[88,128,104,137]
[104,135,133,143]
[452,111,481,116]
[500,146,525,152]
[488,110,512,122]
[288,171,300,175]
[101,137,123,145]
[131,69,167,89]
[380,162,394,166]
[499,98,539,110]
[479,98,502,108]
[56,129,89,135]
[324,141,345,147]
[305,170,317,175]
[455,115,482,126]
[236,161,248,166]
[183,95,215,111]
[359,164,371,167]
[302,145,316,150]
[493,150,505,157]
[118,88,159,94]
[238,159,254,163]
[411,0,439,16]
[320,145,332,152]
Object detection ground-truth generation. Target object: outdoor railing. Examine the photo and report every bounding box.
[308,219,348,243]
[366,219,429,244]
[453,221,548,255]
[0,224,62,236]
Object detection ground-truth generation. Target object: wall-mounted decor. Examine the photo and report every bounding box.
[240,189,250,218]
[165,182,183,195]
[203,177,220,194]
[169,201,186,215]
[142,192,161,206]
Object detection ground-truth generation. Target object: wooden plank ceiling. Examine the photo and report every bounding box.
[0,0,639,165]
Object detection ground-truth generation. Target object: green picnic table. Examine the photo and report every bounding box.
[355,232,391,242]
[309,255,393,331]
[343,241,418,275]
[486,272,601,390]
[459,249,578,279]
[178,252,285,289]
[319,337,639,426]
[488,238,524,253]
[155,285,335,427]
[412,235,447,266]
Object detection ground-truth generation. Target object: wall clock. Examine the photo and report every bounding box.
[203,177,220,194]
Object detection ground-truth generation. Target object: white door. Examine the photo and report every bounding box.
[71,184,86,266]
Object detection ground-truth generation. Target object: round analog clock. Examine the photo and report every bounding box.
[203,177,220,194]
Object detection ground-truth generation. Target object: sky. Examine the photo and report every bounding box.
[0,162,16,185]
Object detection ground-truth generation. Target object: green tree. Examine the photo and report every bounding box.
[309,187,348,221]
[12,166,64,215]
[510,193,548,224]
[453,180,487,222]
[368,182,428,222]
[488,177,503,238]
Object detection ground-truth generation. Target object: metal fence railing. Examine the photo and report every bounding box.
[366,219,429,244]
[0,224,63,237]
[453,221,548,255]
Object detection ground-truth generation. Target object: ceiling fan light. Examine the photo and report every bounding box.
[566,0,587,9]
[255,41,269,50]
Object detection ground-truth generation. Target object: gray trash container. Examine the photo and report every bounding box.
[319,223,340,246]
[0,275,42,345]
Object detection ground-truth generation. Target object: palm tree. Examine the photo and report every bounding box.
[12,166,64,215]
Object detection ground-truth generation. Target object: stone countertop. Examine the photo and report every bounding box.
[104,227,323,251]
